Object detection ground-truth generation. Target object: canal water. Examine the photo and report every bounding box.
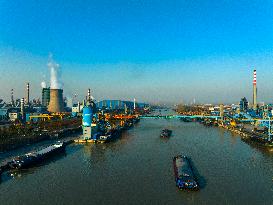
[0,113,273,204]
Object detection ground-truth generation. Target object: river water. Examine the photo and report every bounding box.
[0,111,272,205]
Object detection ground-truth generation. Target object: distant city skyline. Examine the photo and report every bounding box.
[1,1,273,104]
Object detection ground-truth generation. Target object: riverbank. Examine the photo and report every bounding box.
[203,120,273,149]
[0,117,82,152]
[1,117,272,205]
[0,126,82,152]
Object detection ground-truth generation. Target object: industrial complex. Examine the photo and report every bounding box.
[0,56,149,152]
[0,58,272,200]
[0,61,271,153]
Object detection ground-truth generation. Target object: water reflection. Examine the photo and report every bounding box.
[0,116,272,205]
[0,152,67,184]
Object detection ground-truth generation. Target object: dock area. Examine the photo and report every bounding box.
[198,118,273,149]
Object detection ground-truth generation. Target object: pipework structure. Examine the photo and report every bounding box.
[253,69,257,110]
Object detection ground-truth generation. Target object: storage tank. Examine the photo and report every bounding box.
[82,106,93,127]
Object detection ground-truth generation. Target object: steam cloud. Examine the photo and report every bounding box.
[47,54,63,89]
[41,81,47,88]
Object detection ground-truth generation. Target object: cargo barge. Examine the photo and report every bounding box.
[173,155,199,190]
[160,129,172,138]
[98,128,122,143]
[9,141,66,169]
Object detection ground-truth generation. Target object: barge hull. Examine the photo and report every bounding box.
[173,155,199,190]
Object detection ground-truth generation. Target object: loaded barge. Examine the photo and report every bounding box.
[9,141,66,169]
[91,127,122,143]
[173,155,199,190]
[160,129,172,138]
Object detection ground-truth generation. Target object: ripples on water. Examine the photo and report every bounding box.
[0,116,272,205]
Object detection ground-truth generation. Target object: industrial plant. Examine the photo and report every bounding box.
[0,60,272,205]
[0,55,149,152]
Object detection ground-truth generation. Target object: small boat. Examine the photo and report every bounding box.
[173,155,199,190]
[97,128,121,143]
[160,129,172,138]
[9,141,66,169]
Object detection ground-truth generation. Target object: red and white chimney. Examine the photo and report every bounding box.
[253,69,257,110]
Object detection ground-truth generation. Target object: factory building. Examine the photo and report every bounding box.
[97,100,124,109]
[7,108,21,122]
[240,97,248,112]
[0,108,8,120]
[42,87,50,107]
[96,100,149,110]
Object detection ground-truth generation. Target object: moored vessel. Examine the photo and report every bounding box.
[97,127,121,143]
[9,141,66,169]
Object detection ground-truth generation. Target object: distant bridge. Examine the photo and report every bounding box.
[139,115,221,119]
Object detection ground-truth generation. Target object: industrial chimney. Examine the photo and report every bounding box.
[133,98,136,110]
[11,89,14,106]
[220,104,224,120]
[87,88,91,103]
[47,89,65,113]
[21,98,25,119]
[26,82,30,105]
[253,70,257,110]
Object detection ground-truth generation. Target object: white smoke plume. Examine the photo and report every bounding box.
[41,81,47,88]
[47,53,63,89]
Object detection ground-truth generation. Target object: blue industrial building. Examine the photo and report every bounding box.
[96,100,149,110]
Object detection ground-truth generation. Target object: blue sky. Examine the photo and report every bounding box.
[1,0,273,104]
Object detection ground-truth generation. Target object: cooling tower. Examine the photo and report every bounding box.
[47,89,65,113]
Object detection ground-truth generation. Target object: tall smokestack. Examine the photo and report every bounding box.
[253,69,257,110]
[77,101,80,112]
[48,89,65,113]
[220,104,224,120]
[11,89,14,106]
[133,98,136,110]
[21,98,24,119]
[87,88,91,104]
[26,82,30,105]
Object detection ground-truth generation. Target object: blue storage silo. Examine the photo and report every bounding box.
[25,113,30,122]
[82,106,93,127]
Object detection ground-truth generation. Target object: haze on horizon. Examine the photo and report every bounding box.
[1,1,273,105]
